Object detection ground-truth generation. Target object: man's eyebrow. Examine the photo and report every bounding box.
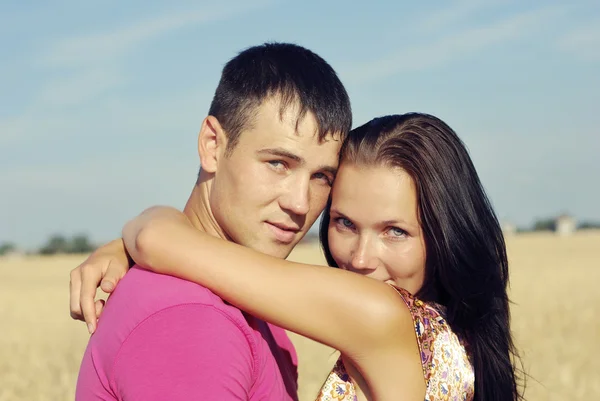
[319,166,337,177]
[256,148,304,164]
[256,147,337,176]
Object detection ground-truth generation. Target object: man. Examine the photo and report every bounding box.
[71,42,352,400]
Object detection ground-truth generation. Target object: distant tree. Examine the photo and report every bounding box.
[39,234,69,255]
[69,233,95,254]
[532,218,556,232]
[38,233,96,255]
[578,221,600,230]
[0,242,16,256]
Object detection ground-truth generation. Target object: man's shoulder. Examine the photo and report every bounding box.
[119,265,221,303]
[91,266,252,352]
[101,265,250,325]
[81,267,255,386]
[79,287,259,399]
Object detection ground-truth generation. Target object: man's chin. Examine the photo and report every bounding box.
[251,240,298,260]
[267,244,296,259]
[235,230,306,259]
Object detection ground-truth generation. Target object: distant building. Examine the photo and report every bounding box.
[501,221,517,236]
[555,214,577,236]
[1,249,25,260]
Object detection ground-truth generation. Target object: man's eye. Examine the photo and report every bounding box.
[313,172,332,185]
[268,160,285,169]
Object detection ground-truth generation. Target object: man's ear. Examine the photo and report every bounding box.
[198,116,227,173]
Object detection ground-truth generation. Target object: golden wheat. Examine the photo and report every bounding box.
[1,231,598,400]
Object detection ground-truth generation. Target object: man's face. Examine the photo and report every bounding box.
[210,98,341,259]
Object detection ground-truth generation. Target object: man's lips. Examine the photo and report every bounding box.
[265,222,300,243]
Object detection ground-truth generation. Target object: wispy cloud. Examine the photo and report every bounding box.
[36,1,276,103]
[0,113,80,146]
[1,1,276,146]
[341,5,565,84]
[0,84,204,147]
[0,152,196,247]
[557,19,600,62]
[41,1,275,68]
[415,0,511,33]
[33,66,123,108]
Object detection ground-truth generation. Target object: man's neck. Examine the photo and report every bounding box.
[182,177,231,242]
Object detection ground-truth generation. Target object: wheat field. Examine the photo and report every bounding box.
[1,231,598,401]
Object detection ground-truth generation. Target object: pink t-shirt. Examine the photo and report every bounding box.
[75,266,298,400]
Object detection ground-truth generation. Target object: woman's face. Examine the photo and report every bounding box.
[327,163,426,294]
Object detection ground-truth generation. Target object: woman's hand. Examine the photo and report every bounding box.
[69,238,132,333]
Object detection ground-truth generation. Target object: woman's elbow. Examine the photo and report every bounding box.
[124,219,162,269]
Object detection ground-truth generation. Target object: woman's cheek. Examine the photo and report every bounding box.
[328,228,349,268]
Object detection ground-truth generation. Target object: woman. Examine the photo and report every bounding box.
[121,113,523,400]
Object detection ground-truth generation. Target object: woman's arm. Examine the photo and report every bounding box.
[122,206,409,358]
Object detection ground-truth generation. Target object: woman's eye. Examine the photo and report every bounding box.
[389,227,407,237]
[335,217,354,229]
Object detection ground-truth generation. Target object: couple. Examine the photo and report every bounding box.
[70,42,522,401]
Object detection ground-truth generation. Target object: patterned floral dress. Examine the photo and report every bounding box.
[315,287,475,401]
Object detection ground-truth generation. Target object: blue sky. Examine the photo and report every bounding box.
[1,0,599,249]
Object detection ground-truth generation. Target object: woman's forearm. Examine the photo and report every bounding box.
[122,207,404,358]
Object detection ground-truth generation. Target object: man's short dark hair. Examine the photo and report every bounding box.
[208,42,352,154]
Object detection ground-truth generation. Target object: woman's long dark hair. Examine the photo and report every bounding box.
[320,113,524,401]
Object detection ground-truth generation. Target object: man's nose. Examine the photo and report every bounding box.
[280,175,310,216]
